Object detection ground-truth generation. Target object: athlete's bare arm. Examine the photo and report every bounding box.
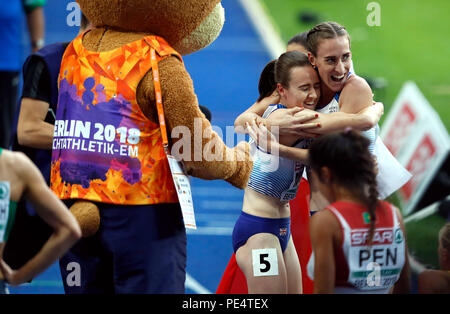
[246,115,309,164]
[297,99,383,135]
[418,270,450,294]
[317,74,382,132]
[340,75,373,114]
[310,210,339,293]
[391,207,411,294]
[234,92,279,132]
[235,93,319,137]
[0,152,81,286]
[17,98,54,149]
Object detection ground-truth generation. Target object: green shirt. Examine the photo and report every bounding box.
[23,0,46,13]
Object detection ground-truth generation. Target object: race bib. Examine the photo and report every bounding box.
[347,227,405,290]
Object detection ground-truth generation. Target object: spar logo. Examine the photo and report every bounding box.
[351,228,394,246]
[394,229,404,244]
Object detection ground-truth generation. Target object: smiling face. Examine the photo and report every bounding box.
[278,65,321,110]
[309,36,352,93]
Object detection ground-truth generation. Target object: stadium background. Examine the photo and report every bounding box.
[9,0,449,293]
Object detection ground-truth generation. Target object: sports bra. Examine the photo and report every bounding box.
[247,104,311,202]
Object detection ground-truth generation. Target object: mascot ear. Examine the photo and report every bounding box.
[69,201,100,237]
[199,105,212,122]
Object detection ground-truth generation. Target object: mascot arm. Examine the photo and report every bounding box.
[137,56,252,189]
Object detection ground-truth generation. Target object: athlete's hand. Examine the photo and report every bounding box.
[246,120,281,155]
[0,259,22,286]
[357,101,384,130]
[266,107,320,137]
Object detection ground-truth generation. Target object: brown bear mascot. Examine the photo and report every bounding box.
[50,0,252,293]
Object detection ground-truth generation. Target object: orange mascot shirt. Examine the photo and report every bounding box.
[51,34,180,205]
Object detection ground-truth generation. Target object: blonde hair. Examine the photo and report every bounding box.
[439,223,450,251]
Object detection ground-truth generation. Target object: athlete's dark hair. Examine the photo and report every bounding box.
[308,130,380,244]
[287,31,308,49]
[257,51,311,102]
[306,21,350,56]
[257,60,276,102]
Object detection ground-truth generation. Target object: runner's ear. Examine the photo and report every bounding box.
[307,52,316,68]
[277,83,286,99]
[319,166,332,184]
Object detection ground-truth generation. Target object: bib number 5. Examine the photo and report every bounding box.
[252,248,279,277]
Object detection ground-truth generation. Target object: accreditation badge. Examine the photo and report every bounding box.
[166,155,196,229]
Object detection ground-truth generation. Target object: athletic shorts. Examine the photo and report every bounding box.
[232,211,291,253]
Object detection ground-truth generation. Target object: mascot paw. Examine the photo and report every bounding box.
[69,201,100,237]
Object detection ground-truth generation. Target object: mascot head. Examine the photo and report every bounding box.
[77,0,225,55]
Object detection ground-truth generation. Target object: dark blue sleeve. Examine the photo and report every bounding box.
[21,55,51,104]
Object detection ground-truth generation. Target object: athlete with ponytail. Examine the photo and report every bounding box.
[232,50,320,294]
[235,22,384,214]
[307,130,410,293]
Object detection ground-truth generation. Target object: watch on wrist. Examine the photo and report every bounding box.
[32,38,45,50]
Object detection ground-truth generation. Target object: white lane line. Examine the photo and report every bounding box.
[185,273,213,294]
[198,200,242,211]
[237,0,285,59]
[187,226,234,236]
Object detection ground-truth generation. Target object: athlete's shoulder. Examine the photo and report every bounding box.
[311,208,340,231]
[340,74,373,113]
[9,151,34,173]
[310,208,342,247]
[0,150,33,180]
[1,149,26,164]
[418,269,450,293]
[343,74,371,94]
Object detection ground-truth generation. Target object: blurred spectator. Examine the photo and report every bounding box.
[0,0,46,148]
[418,223,450,294]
